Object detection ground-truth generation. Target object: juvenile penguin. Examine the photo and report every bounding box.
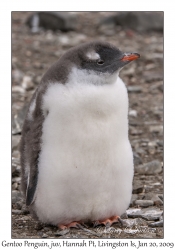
[20,41,140,229]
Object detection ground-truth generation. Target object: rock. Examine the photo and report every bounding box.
[12,158,21,176]
[21,206,30,215]
[98,25,116,36]
[21,76,35,90]
[143,71,163,83]
[20,215,31,221]
[135,148,146,156]
[57,33,87,47]
[143,193,163,205]
[12,150,20,159]
[122,67,135,76]
[127,86,142,93]
[15,201,23,210]
[12,69,24,83]
[130,194,138,206]
[55,228,70,236]
[26,12,77,32]
[135,200,154,207]
[133,152,143,166]
[127,207,163,221]
[135,160,162,175]
[35,75,42,84]
[144,53,163,61]
[129,109,137,117]
[139,233,157,239]
[12,105,28,135]
[149,82,163,93]
[12,86,25,94]
[12,177,21,183]
[12,135,21,151]
[149,125,163,134]
[133,182,144,194]
[130,128,143,135]
[12,190,23,203]
[99,12,163,32]
[42,233,48,238]
[149,220,163,227]
[120,212,128,219]
[148,141,157,148]
[122,218,147,228]
[12,182,18,190]
[12,209,22,215]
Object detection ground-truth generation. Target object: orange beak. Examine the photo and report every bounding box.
[121,53,140,62]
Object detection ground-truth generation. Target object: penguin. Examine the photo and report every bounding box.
[20,41,140,229]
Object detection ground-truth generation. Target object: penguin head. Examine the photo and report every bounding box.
[41,41,140,85]
[75,41,140,74]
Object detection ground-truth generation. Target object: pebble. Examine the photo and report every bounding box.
[122,67,135,76]
[135,148,146,157]
[127,207,163,221]
[98,25,116,36]
[21,75,35,91]
[149,220,163,227]
[42,233,48,238]
[143,72,163,83]
[12,86,25,94]
[58,33,87,47]
[12,209,22,215]
[130,194,138,206]
[139,233,157,239]
[12,177,21,183]
[120,212,128,219]
[15,201,24,210]
[133,182,144,194]
[12,158,21,175]
[145,53,163,61]
[130,128,143,135]
[149,125,163,134]
[135,160,162,175]
[135,200,154,207]
[148,141,157,148]
[133,152,143,166]
[12,190,23,203]
[20,216,31,221]
[12,135,21,151]
[12,105,28,135]
[99,12,163,32]
[149,82,163,92]
[12,150,20,159]
[55,228,70,236]
[122,218,147,228]
[127,86,142,93]
[12,69,24,83]
[12,182,18,190]
[129,109,137,117]
[26,12,78,32]
[143,193,163,205]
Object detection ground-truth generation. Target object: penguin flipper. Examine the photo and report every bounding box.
[20,92,44,206]
[26,166,38,206]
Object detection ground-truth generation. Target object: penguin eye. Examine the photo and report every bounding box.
[97,60,104,65]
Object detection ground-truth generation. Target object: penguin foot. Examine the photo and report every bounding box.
[93,215,120,227]
[58,221,81,230]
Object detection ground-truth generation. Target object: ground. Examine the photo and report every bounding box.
[12,11,163,239]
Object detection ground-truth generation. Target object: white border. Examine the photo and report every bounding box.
[0,0,174,247]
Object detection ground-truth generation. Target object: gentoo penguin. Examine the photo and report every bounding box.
[20,41,140,229]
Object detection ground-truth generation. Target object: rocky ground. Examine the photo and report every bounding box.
[12,12,163,239]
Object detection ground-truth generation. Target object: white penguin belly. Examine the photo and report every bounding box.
[34,80,134,225]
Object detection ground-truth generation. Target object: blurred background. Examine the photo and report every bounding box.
[12,11,163,238]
